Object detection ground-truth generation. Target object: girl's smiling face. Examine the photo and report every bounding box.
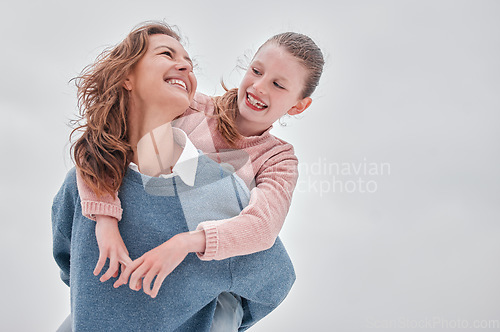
[124,34,197,119]
[236,43,312,136]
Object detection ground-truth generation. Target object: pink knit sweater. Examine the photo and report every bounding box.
[76,92,298,261]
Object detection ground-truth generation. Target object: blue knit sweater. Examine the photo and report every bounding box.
[52,154,295,331]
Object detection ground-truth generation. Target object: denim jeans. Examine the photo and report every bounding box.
[210,292,244,332]
[57,292,243,331]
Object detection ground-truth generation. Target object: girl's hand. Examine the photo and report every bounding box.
[113,234,188,298]
[113,230,206,298]
[93,215,132,282]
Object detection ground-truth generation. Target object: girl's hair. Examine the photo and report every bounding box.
[71,22,180,198]
[213,32,324,145]
[212,82,240,146]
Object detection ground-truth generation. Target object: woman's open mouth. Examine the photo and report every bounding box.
[165,78,188,92]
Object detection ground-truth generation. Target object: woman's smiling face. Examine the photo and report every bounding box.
[237,43,311,136]
[124,34,197,119]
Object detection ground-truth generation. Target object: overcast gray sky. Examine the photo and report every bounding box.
[1,1,499,331]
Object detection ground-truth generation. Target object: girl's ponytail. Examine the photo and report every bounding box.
[212,83,242,147]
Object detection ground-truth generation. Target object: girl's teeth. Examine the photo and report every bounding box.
[247,94,267,109]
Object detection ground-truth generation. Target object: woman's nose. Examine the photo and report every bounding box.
[175,58,192,71]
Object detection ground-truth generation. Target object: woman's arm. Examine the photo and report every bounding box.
[52,169,79,286]
[196,146,298,260]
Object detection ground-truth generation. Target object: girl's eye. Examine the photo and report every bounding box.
[273,82,285,89]
[252,68,261,75]
[161,51,172,58]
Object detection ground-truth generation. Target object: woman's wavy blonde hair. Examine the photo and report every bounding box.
[71,22,180,198]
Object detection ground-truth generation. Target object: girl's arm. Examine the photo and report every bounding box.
[76,171,123,221]
[113,229,206,298]
[196,145,298,261]
[176,92,299,261]
[75,170,130,280]
[93,215,132,281]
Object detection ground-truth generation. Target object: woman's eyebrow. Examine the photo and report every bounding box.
[155,45,193,66]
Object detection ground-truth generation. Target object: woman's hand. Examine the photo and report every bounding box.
[113,230,206,298]
[93,215,132,282]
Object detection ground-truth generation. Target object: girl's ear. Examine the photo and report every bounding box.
[288,97,312,115]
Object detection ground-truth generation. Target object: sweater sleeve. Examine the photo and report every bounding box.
[75,169,123,221]
[196,146,298,260]
[52,168,78,286]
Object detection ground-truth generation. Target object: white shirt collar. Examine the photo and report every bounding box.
[129,127,198,186]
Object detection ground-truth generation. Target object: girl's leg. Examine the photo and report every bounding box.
[56,314,72,332]
[210,292,244,332]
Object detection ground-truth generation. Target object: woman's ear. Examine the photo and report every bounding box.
[123,78,132,91]
[288,97,312,115]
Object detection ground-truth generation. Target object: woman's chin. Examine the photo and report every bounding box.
[163,95,191,114]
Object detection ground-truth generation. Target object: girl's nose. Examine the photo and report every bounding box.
[253,79,266,95]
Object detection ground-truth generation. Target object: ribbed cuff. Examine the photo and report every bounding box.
[81,200,123,221]
[195,222,219,261]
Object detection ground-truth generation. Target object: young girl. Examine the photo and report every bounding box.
[77,30,325,297]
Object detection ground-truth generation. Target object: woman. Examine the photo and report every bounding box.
[52,22,294,331]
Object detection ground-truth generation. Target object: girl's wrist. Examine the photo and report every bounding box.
[95,215,119,225]
[175,230,206,254]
